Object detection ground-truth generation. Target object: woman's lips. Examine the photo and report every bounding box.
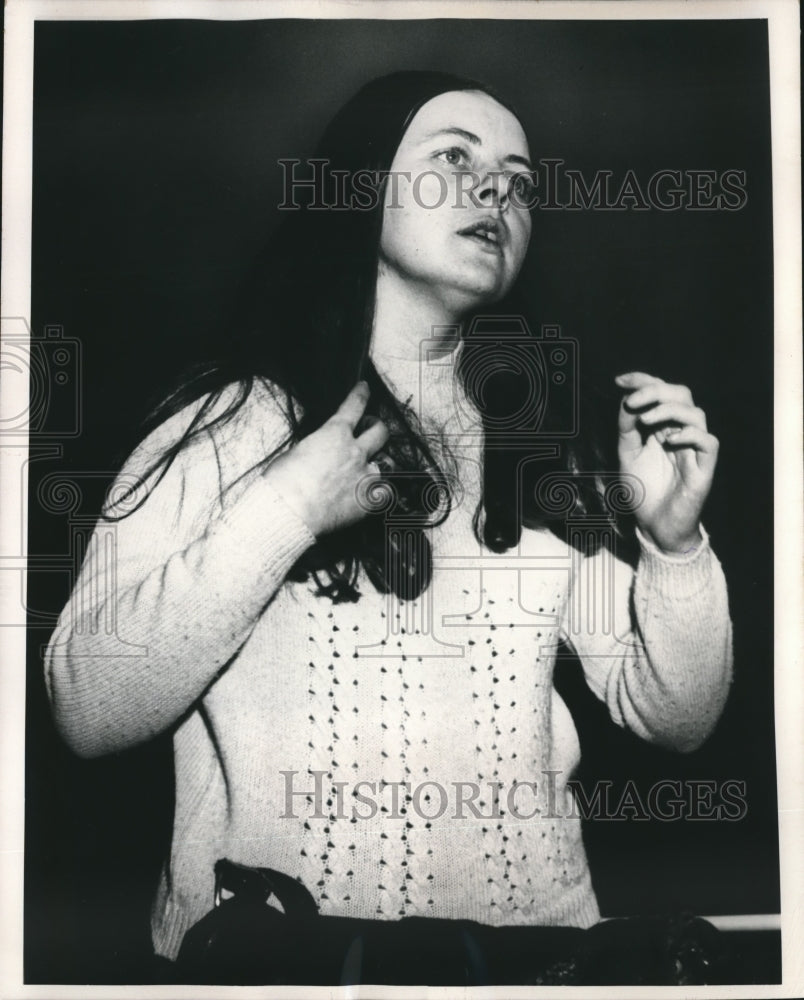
[458,231,504,256]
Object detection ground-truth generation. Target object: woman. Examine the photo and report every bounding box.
[44,71,733,976]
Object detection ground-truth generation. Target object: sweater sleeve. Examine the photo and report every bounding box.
[44,383,316,759]
[560,525,734,753]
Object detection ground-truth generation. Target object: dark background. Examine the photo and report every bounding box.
[25,18,777,983]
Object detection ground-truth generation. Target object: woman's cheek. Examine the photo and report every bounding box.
[511,215,532,268]
[415,171,452,210]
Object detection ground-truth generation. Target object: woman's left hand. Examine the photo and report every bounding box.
[615,371,720,555]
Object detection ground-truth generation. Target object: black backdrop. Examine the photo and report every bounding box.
[25,17,777,983]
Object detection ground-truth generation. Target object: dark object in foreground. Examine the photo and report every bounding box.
[172,859,776,986]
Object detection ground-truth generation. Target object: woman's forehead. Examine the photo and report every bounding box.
[398,89,530,158]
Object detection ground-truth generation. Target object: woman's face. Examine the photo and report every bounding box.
[379,89,533,313]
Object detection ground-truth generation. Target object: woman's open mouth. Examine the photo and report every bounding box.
[457,219,505,255]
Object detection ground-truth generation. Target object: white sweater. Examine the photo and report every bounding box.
[44,353,733,961]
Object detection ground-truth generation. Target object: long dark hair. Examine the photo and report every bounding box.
[111,71,617,603]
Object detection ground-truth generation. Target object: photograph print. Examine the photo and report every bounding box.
[6,2,795,990]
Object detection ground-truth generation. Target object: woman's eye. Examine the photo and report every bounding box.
[509,171,536,204]
[435,147,468,167]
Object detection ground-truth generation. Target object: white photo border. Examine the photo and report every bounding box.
[1,1,801,998]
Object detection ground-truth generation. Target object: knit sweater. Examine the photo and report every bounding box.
[44,350,733,961]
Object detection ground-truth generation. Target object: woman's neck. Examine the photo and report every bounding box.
[369,266,481,437]
[370,264,465,365]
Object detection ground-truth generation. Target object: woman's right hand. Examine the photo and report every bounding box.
[264,381,389,537]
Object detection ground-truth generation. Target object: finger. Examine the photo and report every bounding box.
[370,452,397,475]
[663,426,720,474]
[357,418,390,456]
[616,373,668,438]
[617,398,642,439]
[622,382,694,411]
[614,372,665,391]
[637,401,708,432]
[333,381,370,428]
[355,413,382,434]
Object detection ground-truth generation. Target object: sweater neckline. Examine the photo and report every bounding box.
[370,339,470,421]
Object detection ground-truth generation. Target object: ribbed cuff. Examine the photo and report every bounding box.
[635,523,715,601]
[152,892,191,962]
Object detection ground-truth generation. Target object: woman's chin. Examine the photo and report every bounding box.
[449,277,509,313]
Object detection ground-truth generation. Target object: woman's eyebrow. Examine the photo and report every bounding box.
[419,126,532,170]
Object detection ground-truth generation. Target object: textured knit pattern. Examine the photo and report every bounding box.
[44,353,734,961]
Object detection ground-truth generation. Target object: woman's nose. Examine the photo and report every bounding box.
[475,169,509,212]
